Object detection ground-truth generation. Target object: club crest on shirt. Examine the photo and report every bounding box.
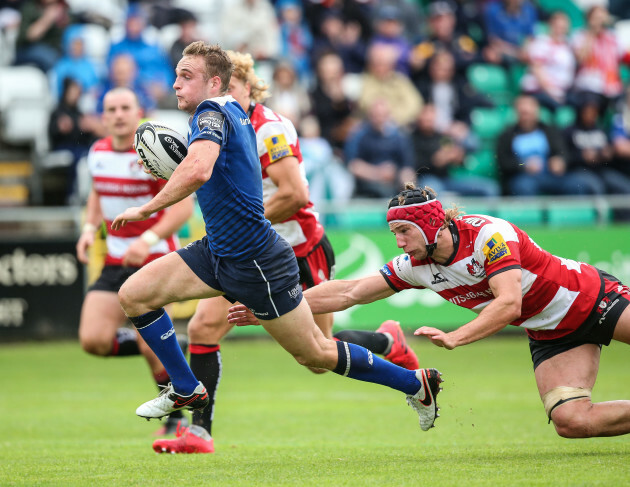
[466,257,486,278]
[483,232,511,264]
[264,133,292,162]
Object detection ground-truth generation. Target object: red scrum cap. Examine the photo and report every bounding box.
[386,187,445,256]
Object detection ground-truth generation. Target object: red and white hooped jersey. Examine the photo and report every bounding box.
[87,137,178,267]
[381,214,603,340]
[250,103,323,257]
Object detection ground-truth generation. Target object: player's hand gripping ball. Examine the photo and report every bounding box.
[134,121,187,180]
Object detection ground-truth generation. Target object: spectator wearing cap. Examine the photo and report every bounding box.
[369,4,413,75]
[483,0,538,65]
[410,0,482,84]
[107,4,174,109]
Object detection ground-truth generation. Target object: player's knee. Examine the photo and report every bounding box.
[118,280,148,314]
[551,402,594,438]
[79,334,111,356]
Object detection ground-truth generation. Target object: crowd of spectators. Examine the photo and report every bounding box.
[2,0,630,204]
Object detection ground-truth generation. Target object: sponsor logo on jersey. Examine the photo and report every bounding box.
[466,257,486,278]
[380,265,392,276]
[197,111,225,133]
[449,288,494,305]
[264,133,293,162]
[431,272,448,285]
[483,233,511,264]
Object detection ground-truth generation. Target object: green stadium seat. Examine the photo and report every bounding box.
[459,150,497,179]
[467,64,512,106]
[539,107,553,125]
[508,63,528,93]
[470,108,506,140]
[555,106,576,128]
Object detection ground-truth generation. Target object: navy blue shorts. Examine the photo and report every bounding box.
[176,235,302,320]
[88,265,139,293]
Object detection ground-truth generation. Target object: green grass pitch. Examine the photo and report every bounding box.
[1,334,628,486]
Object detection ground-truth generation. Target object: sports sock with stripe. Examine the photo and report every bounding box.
[190,344,222,436]
[332,341,420,395]
[129,308,199,395]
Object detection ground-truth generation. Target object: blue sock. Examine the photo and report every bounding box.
[129,308,199,395]
[333,341,421,395]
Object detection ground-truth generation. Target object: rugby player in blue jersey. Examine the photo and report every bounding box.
[111,41,443,436]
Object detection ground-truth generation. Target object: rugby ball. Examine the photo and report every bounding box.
[134,121,188,180]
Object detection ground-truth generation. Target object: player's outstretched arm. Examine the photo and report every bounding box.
[415,268,522,349]
[304,273,395,314]
[227,274,395,326]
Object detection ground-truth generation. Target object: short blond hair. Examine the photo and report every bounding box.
[227,50,270,103]
[182,41,233,93]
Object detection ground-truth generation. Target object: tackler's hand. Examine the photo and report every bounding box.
[227,304,261,326]
[414,326,456,350]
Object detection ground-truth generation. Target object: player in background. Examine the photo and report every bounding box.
[230,183,630,439]
[76,87,194,435]
[111,42,443,450]
[151,51,419,454]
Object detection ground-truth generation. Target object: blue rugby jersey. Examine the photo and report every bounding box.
[188,96,276,260]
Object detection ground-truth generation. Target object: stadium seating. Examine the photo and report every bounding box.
[467,64,512,106]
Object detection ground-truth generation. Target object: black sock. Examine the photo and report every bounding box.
[110,328,140,356]
[190,344,222,436]
[333,330,389,355]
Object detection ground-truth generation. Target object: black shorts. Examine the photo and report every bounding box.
[529,271,630,370]
[176,235,302,320]
[296,233,336,290]
[88,265,140,293]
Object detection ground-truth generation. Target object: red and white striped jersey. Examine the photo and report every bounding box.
[381,214,603,340]
[87,137,178,267]
[250,103,323,257]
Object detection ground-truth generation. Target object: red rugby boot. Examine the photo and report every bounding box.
[376,320,419,370]
[153,424,214,454]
